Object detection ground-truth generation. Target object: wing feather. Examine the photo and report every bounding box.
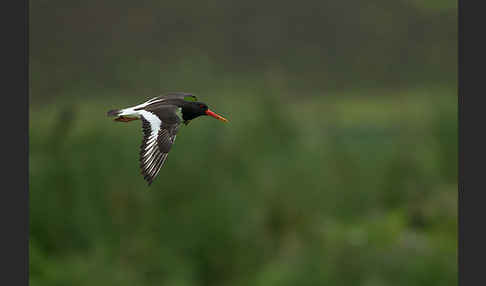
[138,110,180,185]
[157,92,197,102]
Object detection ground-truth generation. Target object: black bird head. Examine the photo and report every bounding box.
[182,101,228,123]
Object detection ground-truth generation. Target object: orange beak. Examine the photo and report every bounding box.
[205,109,228,123]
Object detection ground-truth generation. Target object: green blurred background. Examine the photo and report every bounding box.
[29,1,457,285]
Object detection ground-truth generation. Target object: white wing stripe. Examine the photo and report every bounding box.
[139,110,164,171]
[139,110,162,134]
[137,108,179,184]
[121,98,164,116]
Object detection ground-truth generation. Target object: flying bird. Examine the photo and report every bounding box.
[107,92,228,185]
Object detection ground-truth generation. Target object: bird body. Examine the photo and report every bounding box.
[107,92,228,185]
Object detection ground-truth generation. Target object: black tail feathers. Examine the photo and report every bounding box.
[107,109,121,117]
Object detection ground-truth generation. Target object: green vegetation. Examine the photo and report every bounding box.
[30,86,456,286]
[29,0,457,283]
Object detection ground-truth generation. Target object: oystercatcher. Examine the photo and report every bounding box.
[107,92,228,185]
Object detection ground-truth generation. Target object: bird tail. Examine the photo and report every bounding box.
[107,108,140,122]
[107,109,121,117]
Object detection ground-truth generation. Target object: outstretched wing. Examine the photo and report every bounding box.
[137,92,197,112]
[154,92,197,102]
[138,107,181,185]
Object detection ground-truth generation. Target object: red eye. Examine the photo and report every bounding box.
[200,104,205,108]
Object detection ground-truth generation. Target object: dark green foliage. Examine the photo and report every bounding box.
[30,88,456,286]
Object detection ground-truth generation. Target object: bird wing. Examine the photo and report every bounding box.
[152,92,197,103]
[137,92,197,112]
[138,106,181,185]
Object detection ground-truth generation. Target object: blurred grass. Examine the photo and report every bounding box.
[29,86,456,286]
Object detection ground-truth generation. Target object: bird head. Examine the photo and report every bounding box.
[183,102,228,123]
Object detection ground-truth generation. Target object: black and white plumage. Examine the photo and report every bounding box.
[107,92,228,185]
[138,107,179,185]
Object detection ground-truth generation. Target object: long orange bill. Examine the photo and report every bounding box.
[206,109,228,122]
